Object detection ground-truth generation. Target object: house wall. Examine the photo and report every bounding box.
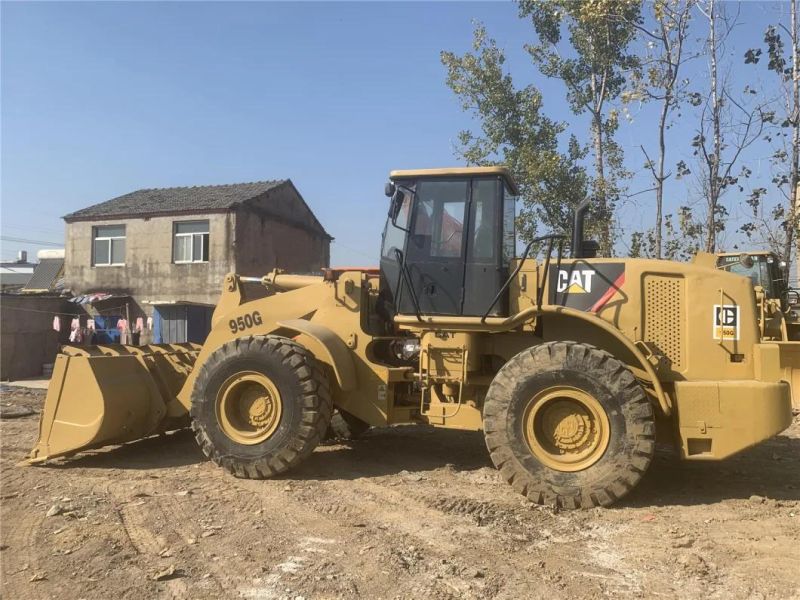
[234,184,331,276]
[63,212,235,308]
[235,209,330,276]
[0,295,82,380]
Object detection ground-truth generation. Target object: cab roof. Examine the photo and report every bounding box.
[717,251,776,258]
[389,166,519,196]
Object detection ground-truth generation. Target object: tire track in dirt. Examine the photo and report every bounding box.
[327,475,647,598]
[109,480,252,600]
[116,500,193,600]
[1,506,47,600]
[190,468,476,598]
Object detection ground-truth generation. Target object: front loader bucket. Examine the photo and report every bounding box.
[28,344,199,463]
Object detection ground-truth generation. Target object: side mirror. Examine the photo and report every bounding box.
[385,182,396,198]
[739,253,754,269]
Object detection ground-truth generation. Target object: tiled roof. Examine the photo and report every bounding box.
[63,180,288,220]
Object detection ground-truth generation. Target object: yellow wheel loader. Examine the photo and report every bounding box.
[716,250,800,409]
[716,251,800,341]
[29,167,795,508]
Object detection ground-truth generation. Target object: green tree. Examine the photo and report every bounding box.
[519,0,641,255]
[441,23,589,247]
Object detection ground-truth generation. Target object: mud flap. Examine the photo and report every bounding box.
[29,344,198,463]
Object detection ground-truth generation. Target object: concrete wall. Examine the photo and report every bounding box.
[234,183,331,276]
[235,209,330,276]
[0,295,81,380]
[63,212,235,308]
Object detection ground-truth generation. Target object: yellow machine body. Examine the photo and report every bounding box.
[715,250,800,409]
[29,167,793,470]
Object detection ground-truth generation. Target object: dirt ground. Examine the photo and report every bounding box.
[1,386,799,600]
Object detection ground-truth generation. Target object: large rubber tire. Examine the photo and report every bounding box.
[326,409,371,441]
[483,341,655,509]
[190,335,332,478]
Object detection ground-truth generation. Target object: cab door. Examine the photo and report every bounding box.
[404,180,469,315]
[462,178,510,317]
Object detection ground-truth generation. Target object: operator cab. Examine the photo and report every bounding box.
[379,167,518,318]
[717,252,793,307]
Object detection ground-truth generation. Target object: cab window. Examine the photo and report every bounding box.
[411,180,469,259]
[728,259,773,297]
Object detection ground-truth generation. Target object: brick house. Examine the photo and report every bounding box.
[62,180,331,342]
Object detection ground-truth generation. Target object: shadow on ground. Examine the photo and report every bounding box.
[40,429,205,470]
[34,423,800,506]
[623,433,800,507]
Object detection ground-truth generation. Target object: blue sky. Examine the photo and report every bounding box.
[0,1,788,266]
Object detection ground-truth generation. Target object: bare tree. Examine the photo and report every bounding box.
[692,0,766,253]
[626,0,696,259]
[741,0,800,278]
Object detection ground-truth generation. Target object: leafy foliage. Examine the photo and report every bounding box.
[518,0,642,256]
[441,23,589,247]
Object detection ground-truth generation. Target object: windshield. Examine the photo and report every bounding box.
[727,259,773,297]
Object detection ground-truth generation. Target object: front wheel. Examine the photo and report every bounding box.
[483,341,655,508]
[190,335,332,478]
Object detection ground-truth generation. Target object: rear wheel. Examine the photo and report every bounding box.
[190,335,332,478]
[326,409,370,441]
[483,341,655,508]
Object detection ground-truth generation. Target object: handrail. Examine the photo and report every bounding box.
[481,233,567,323]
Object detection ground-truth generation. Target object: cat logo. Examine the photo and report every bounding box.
[556,269,595,294]
[549,263,626,313]
[713,304,740,340]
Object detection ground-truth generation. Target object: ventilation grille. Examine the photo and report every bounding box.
[644,276,685,369]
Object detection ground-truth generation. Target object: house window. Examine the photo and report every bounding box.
[92,225,126,266]
[173,220,210,263]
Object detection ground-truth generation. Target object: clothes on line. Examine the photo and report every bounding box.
[69,317,83,343]
[53,313,152,345]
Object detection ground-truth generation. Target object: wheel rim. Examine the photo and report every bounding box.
[216,371,282,445]
[523,386,610,472]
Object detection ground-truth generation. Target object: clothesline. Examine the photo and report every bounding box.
[63,315,149,342]
[0,304,132,317]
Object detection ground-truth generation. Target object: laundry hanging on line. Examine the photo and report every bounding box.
[69,318,83,343]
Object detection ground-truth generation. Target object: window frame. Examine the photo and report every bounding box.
[409,178,470,262]
[172,220,210,264]
[92,224,126,267]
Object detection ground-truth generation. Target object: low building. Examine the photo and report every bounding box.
[0,251,36,290]
[62,179,332,343]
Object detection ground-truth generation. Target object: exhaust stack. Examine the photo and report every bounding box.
[571,199,592,258]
